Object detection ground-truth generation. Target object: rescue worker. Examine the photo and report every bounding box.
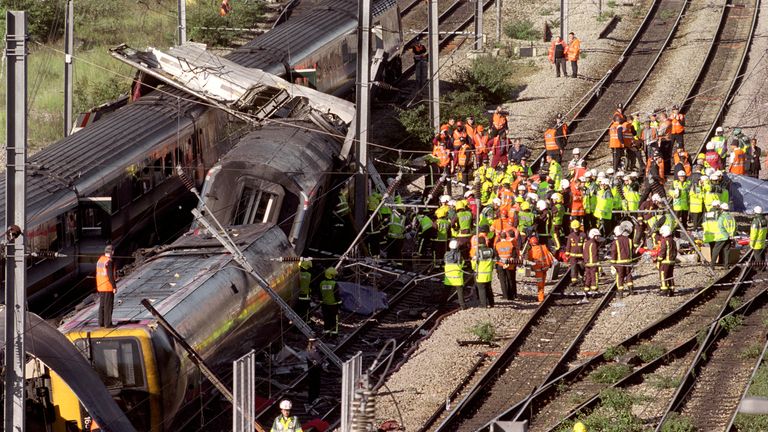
[414,211,436,258]
[584,228,602,294]
[705,142,723,170]
[433,206,451,263]
[320,267,341,335]
[271,400,303,432]
[526,236,553,303]
[518,201,535,236]
[548,154,563,189]
[386,210,406,260]
[508,138,531,165]
[712,202,735,268]
[611,225,634,296]
[656,225,677,296]
[305,338,323,404]
[728,141,747,175]
[671,170,691,230]
[751,206,767,271]
[551,192,566,249]
[453,200,474,258]
[669,105,685,149]
[96,245,117,328]
[622,117,638,171]
[621,175,640,213]
[297,259,313,322]
[548,36,568,77]
[220,0,232,16]
[495,231,517,300]
[594,178,615,235]
[566,220,586,285]
[411,37,428,88]
[473,237,495,307]
[492,106,508,133]
[689,175,705,232]
[609,114,625,172]
[571,177,586,224]
[444,240,467,308]
[567,32,581,78]
[474,125,489,165]
[750,138,761,178]
[712,126,727,157]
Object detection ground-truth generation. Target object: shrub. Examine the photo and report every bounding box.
[590,364,632,384]
[603,345,628,361]
[454,56,516,103]
[660,412,695,432]
[740,342,763,360]
[442,90,488,127]
[470,321,496,343]
[720,314,744,332]
[635,342,667,363]
[188,0,264,46]
[503,19,541,41]
[74,75,129,115]
[645,373,681,389]
[0,0,65,42]
[396,104,434,144]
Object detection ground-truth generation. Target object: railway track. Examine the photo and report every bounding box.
[531,0,689,171]
[541,262,767,431]
[655,268,768,431]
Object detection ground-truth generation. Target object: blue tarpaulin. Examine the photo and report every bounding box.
[338,281,388,315]
[728,174,768,212]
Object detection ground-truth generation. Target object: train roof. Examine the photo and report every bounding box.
[0,89,202,228]
[225,0,397,71]
[59,223,294,333]
[217,121,339,196]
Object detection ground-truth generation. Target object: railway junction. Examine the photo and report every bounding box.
[3,0,768,431]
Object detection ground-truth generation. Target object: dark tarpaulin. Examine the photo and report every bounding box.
[0,307,136,432]
[728,174,768,213]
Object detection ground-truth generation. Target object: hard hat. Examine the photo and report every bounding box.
[597,171,606,178]
[300,259,312,270]
[630,172,639,178]
[449,239,458,250]
[755,206,763,214]
[705,168,715,176]
[713,171,722,179]
[529,236,539,245]
[455,200,466,210]
[720,202,729,210]
[712,199,721,207]
[325,267,338,279]
[716,126,724,133]
[651,194,662,202]
[280,400,293,410]
[734,127,743,135]
[606,168,615,176]
[570,220,581,229]
[620,220,633,233]
[448,200,456,207]
[552,193,563,203]
[578,176,587,182]
[600,178,610,186]
[616,170,624,178]
[537,200,548,210]
[706,142,715,150]
[677,170,686,177]
[589,169,598,177]
[573,148,581,154]
[709,174,718,181]
[440,195,451,204]
[659,225,672,237]
[477,125,484,132]
[623,175,631,181]
[521,201,531,211]
[573,421,587,432]
[515,196,524,203]
[697,153,706,160]
[561,179,570,189]
[614,225,624,236]
[435,207,448,218]
[584,171,593,179]
[492,197,502,206]
[588,228,601,239]
[464,190,474,197]
[527,192,539,201]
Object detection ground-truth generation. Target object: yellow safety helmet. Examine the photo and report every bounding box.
[455,200,466,210]
[521,201,531,211]
[325,267,338,279]
[300,259,312,270]
[573,421,586,432]
[435,207,448,218]
[570,220,581,230]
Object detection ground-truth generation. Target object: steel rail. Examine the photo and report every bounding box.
[725,323,768,430]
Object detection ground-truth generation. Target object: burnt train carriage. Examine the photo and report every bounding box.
[1,89,230,303]
[49,122,339,431]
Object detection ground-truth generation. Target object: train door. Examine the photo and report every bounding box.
[77,197,112,273]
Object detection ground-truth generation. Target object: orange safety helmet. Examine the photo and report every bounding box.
[529,236,539,246]
[477,125,484,132]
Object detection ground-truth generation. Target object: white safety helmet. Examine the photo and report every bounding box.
[552,193,563,203]
[630,172,639,178]
[597,171,606,178]
[755,206,763,214]
[606,168,615,176]
[588,228,601,239]
[720,202,729,210]
[712,199,721,208]
[620,220,634,233]
[709,174,718,181]
[706,142,715,150]
[651,194,662,202]
[527,192,539,201]
[677,170,686,177]
[578,176,587,182]
[584,171,593,179]
[464,190,474,197]
[623,175,632,181]
[659,225,672,238]
[536,200,548,210]
[518,185,527,191]
[705,168,715,177]
[601,178,611,186]
[440,195,451,204]
[492,197,502,206]
[560,179,570,190]
[589,169,598,177]
[449,239,458,250]
[280,400,293,410]
[616,171,625,178]
[448,199,456,207]
[716,126,724,134]
[573,148,581,155]
[613,225,624,236]
[713,171,722,179]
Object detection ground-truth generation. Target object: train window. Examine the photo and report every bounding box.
[164,152,173,177]
[232,181,284,225]
[76,338,145,389]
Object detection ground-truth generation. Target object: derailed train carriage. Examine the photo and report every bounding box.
[48,123,340,431]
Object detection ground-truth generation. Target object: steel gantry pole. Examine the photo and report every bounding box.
[496,0,502,42]
[474,0,484,50]
[178,0,187,44]
[428,0,440,132]
[354,0,372,229]
[64,0,73,137]
[560,0,569,40]
[4,10,28,432]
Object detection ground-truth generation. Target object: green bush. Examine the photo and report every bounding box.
[0,0,64,42]
[635,342,667,363]
[660,413,695,432]
[443,91,488,127]
[740,342,763,360]
[74,75,129,115]
[188,0,264,46]
[471,321,496,343]
[396,104,434,144]
[454,56,516,103]
[604,345,628,361]
[720,315,744,332]
[591,364,632,384]
[645,373,681,389]
[503,19,541,41]
[607,0,617,8]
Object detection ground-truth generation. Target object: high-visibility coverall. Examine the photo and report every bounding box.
[584,238,600,292]
[751,215,768,270]
[610,236,634,293]
[527,243,553,302]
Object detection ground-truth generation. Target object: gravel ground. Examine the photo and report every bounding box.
[626,2,723,117]
[721,2,768,179]
[628,352,695,424]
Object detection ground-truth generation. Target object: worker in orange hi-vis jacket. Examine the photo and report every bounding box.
[526,236,554,302]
